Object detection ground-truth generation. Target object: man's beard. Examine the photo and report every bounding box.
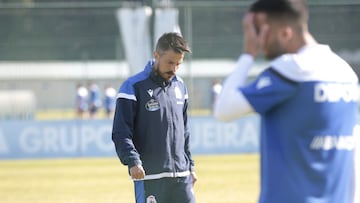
[264,40,287,60]
[155,64,175,82]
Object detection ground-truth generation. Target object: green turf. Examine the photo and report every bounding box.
[0,154,259,203]
[35,108,212,120]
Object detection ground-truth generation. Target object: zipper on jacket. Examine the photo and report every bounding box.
[165,83,177,176]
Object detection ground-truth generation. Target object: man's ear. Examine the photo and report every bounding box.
[282,26,294,42]
[154,51,159,60]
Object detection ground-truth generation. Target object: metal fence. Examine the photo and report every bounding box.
[1,1,359,60]
[0,0,359,119]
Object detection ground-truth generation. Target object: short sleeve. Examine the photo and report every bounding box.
[240,68,298,114]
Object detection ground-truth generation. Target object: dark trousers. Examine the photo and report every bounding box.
[134,176,195,203]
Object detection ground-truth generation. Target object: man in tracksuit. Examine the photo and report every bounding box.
[112,32,197,203]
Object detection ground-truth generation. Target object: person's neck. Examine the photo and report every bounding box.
[302,31,318,49]
[291,31,318,53]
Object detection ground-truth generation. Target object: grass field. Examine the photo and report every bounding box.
[0,154,259,203]
[34,108,212,120]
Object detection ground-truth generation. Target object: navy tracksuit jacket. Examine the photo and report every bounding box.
[112,60,195,180]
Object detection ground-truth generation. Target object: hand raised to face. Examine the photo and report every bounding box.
[242,12,269,58]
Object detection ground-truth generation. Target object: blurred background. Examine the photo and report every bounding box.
[0,0,359,120]
[0,1,359,202]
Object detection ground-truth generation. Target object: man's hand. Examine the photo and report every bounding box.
[130,165,145,180]
[242,12,269,57]
[191,171,198,186]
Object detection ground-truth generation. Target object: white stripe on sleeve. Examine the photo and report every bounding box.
[214,54,255,122]
[117,92,137,101]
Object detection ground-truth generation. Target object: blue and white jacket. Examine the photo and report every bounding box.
[240,45,359,203]
[112,60,194,180]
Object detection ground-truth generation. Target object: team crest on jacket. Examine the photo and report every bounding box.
[145,99,160,111]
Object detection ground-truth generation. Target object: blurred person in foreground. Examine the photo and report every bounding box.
[214,0,359,202]
[112,32,197,203]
